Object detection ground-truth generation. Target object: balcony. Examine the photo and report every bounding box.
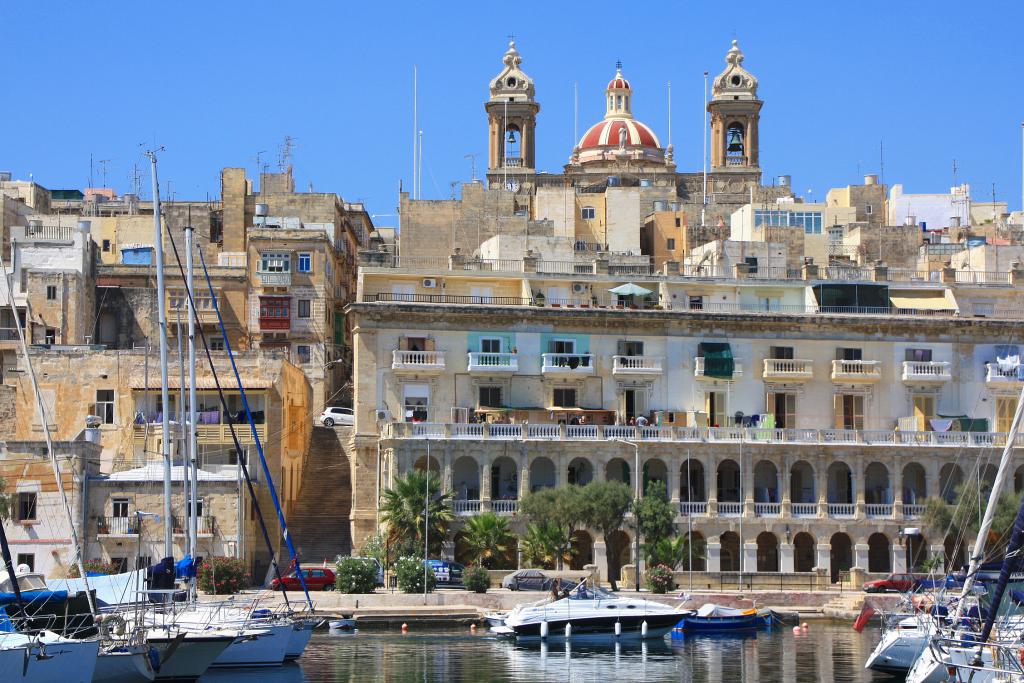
[541,353,595,376]
[132,422,267,445]
[453,500,481,516]
[392,350,445,373]
[762,358,814,381]
[831,360,882,383]
[902,361,952,384]
[828,503,856,518]
[97,516,139,537]
[172,515,216,537]
[903,504,924,519]
[694,357,743,380]
[678,502,707,516]
[986,362,1024,388]
[257,271,291,287]
[491,500,519,515]
[865,504,893,518]
[612,355,664,376]
[259,315,290,331]
[754,502,781,517]
[791,503,817,518]
[718,502,743,517]
[467,352,518,373]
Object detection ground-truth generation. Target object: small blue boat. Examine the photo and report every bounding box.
[672,604,772,634]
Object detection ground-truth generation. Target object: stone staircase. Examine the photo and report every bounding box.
[287,426,353,565]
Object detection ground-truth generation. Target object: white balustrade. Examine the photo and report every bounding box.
[762,358,813,380]
[467,352,518,372]
[492,500,519,515]
[865,504,893,518]
[612,355,664,375]
[828,503,856,518]
[754,502,781,517]
[393,350,445,370]
[541,353,595,374]
[453,500,481,515]
[902,504,924,519]
[718,502,743,516]
[678,502,707,516]
[791,503,817,517]
[901,361,952,383]
[831,359,882,382]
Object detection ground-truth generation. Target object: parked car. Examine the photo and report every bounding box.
[320,407,354,427]
[425,559,464,586]
[349,556,385,586]
[501,569,587,592]
[863,573,922,593]
[272,566,336,591]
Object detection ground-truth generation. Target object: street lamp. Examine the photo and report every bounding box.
[613,439,641,592]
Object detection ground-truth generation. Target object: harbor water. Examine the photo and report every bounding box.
[199,624,893,682]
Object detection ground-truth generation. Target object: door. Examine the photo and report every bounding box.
[392,283,415,301]
[624,389,646,420]
[997,396,1016,433]
[835,394,864,430]
[470,286,493,304]
[913,395,936,432]
[403,384,430,422]
[706,391,727,427]
[617,341,644,357]
[767,392,796,429]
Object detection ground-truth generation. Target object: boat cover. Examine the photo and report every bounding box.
[695,603,755,618]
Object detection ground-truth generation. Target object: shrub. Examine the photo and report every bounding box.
[198,556,249,595]
[335,556,378,594]
[395,556,435,594]
[645,564,675,594]
[67,560,121,577]
[463,566,491,593]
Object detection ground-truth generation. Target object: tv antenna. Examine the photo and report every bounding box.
[98,159,112,188]
[278,136,296,173]
[464,153,478,182]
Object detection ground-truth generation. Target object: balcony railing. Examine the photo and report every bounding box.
[865,504,893,518]
[492,500,519,515]
[791,503,817,517]
[392,350,445,371]
[172,515,216,535]
[718,502,743,516]
[986,362,1024,385]
[902,361,952,383]
[133,423,266,445]
[694,357,743,379]
[679,502,707,516]
[903,504,924,519]
[541,353,595,374]
[828,503,856,518]
[754,502,781,517]
[762,358,813,380]
[97,516,139,536]
[612,355,663,375]
[467,352,518,373]
[831,359,882,382]
[453,500,481,515]
[259,316,290,331]
[382,422,1024,450]
[257,271,291,287]
[503,157,523,168]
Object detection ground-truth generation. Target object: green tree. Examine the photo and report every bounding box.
[519,522,567,569]
[0,477,11,522]
[922,480,1019,557]
[579,480,633,590]
[635,480,674,547]
[380,471,454,558]
[644,534,706,570]
[460,512,516,569]
[520,486,586,569]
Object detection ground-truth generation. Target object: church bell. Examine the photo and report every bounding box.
[507,128,517,144]
[727,128,743,153]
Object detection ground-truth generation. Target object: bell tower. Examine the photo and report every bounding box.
[708,40,762,172]
[485,41,539,186]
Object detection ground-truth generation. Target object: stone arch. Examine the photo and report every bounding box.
[529,457,556,492]
[867,533,891,573]
[864,462,891,504]
[944,534,966,572]
[413,454,441,474]
[607,530,631,582]
[679,459,705,502]
[827,462,853,504]
[682,531,706,571]
[756,531,779,572]
[643,458,668,495]
[939,463,964,504]
[1015,465,1024,495]
[720,531,740,572]
[717,459,741,502]
[908,533,928,571]
[569,530,594,570]
[753,460,779,503]
[605,457,631,486]
[793,532,815,572]
[790,461,815,504]
[902,463,927,505]
[567,457,593,486]
[979,463,998,491]
[830,532,853,583]
[490,456,519,500]
[452,455,480,500]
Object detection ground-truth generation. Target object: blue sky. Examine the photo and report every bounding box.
[2,1,1022,224]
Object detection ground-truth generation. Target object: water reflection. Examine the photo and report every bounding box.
[230,624,892,682]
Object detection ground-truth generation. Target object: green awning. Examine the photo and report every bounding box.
[699,342,734,379]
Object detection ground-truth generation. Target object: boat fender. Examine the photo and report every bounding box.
[614,621,621,637]
[540,620,549,640]
[641,621,648,638]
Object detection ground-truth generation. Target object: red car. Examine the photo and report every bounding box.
[272,567,336,591]
[863,573,921,593]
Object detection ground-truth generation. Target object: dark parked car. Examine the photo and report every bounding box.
[272,567,336,591]
[863,573,922,593]
[426,560,464,586]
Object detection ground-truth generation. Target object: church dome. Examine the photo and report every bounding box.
[579,118,660,150]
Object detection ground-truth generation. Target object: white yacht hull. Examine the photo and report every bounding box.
[93,646,156,683]
[0,636,100,683]
[906,642,998,683]
[147,632,233,681]
[864,625,929,674]
[209,624,290,668]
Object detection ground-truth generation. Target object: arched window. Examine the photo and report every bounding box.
[726,122,745,158]
[504,124,521,161]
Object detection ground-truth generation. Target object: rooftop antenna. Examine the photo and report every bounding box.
[412,65,418,199]
[278,136,295,174]
[253,150,267,177]
[464,153,477,182]
[89,153,94,189]
[879,139,885,187]
[573,81,579,148]
[702,71,709,227]
[418,130,424,199]
[98,159,112,188]
[449,181,458,200]
[667,80,672,148]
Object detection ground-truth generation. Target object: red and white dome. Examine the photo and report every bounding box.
[579,118,660,150]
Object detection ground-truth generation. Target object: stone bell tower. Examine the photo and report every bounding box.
[485,41,540,187]
[708,40,762,172]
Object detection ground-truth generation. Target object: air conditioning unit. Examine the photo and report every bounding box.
[571,282,588,294]
[422,278,437,288]
[375,409,392,422]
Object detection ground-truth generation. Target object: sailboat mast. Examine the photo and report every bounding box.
[146,149,174,558]
[186,224,199,560]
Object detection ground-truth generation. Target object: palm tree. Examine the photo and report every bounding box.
[460,512,516,569]
[380,471,454,559]
[519,522,569,569]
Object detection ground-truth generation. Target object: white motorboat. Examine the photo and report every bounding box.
[145,627,234,681]
[495,584,686,640]
[864,614,932,675]
[483,611,507,628]
[0,631,101,683]
[94,644,156,683]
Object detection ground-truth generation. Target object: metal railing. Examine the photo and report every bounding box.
[954,270,1012,285]
[98,516,139,535]
[460,258,524,273]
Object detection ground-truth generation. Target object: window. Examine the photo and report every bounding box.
[617,341,644,357]
[111,557,129,573]
[905,348,933,362]
[674,218,681,228]
[666,238,676,251]
[403,384,429,422]
[259,297,290,319]
[297,299,311,318]
[478,386,503,408]
[581,207,596,220]
[46,285,57,301]
[706,391,727,427]
[997,396,1015,433]
[16,554,34,572]
[553,388,577,408]
[210,336,225,351]
[17,492,37,521]
[44,328,56,344]
[689,295,704,310]
[101,239,111,252]
[865,204,873,215]
[259,253,291,273]
[297,253,312,273]
[296,345,311,364]
[836,347,862,361]
[770,346,794,360]
[835,394,864,430]
[549,339,576,354]
[744,256,759,273]
[768,392,796,429]
[754,209,823,235]
[112,498,130,518]
[95,389,115,424]
[480,338,502,353]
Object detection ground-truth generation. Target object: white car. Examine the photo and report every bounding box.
[319,407,354,427]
